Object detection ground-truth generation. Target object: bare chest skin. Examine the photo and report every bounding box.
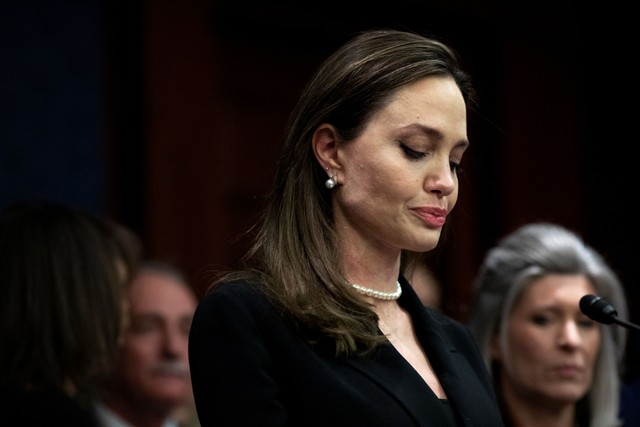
[374,300,447,399]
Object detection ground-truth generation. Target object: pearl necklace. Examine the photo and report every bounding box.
[351,281,402,300]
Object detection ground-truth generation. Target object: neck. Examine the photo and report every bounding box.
[101,394,173,427]
[501,382,576,427]
[338,232,402,289]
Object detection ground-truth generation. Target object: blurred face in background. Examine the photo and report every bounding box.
[492,274,601,407]
[113,269,197,410]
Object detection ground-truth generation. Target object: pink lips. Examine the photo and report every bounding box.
[411,207,448,227]
[553,364,583,379]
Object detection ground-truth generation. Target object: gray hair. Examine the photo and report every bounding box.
[468,222,627,427]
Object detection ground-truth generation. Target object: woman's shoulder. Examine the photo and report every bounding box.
[194,279,281,322]
[198,278,265,304]
[207,278,262,296]
[190,278,299,347]
[203,279,266,301]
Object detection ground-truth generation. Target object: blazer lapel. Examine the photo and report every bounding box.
[404,283,502,427]
[345,343,455,426]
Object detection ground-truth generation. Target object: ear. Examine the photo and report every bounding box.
[312,124,340,171]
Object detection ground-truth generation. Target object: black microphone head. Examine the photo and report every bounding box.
[579,294,618,324]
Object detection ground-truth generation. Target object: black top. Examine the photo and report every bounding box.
[1,388,100,426]
[189,277,505,427]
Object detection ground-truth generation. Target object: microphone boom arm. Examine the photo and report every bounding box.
[579,294,640,332]
[611,316,640,332]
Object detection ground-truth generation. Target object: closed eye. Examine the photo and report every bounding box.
[532,314,551,326]
[401,144,426,160]
[401,142,464,174]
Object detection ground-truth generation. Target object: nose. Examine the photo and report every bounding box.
[163,327,189,357]
[424,155,456,196]
[557,320,582,349]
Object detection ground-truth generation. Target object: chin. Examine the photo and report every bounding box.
[151,389,190,405]
[415,238,440,252]
[150,380,189,397]
[545,386,589,403]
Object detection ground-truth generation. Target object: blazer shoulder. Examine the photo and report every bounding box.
[193,279,283,328]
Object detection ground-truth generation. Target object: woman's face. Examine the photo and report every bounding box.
[495,274,601,407]
[334,76,468,255]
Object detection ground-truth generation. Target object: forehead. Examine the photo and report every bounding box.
[387,76,465,115]
[368,76,468,138]
[128,271,196,312]
[518,274,596,308]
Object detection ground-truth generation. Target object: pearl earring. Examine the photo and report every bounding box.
[325,170,336,189]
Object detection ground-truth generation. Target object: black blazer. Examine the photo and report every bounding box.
[189,278,504,427]
[1,388,101,426]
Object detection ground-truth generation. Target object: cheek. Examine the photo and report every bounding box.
[505,324,549,367]
[583,330,602,365]
[124,336,159,359]
[512,336,543,360]
[116,347,147,377]
[345,164,412,207]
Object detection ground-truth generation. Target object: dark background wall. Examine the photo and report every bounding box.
[1,1,106,214]
[2,1,637,378]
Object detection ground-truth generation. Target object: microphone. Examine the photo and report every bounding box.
[579,294,640,332]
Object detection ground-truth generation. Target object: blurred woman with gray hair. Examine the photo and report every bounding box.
[468,222,628,427]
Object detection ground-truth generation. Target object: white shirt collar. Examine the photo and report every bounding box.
[94,400,179,427]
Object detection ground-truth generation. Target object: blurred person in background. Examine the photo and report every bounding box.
[0,200,142,426]
[468,222,628,427]
[96,260,199,427]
